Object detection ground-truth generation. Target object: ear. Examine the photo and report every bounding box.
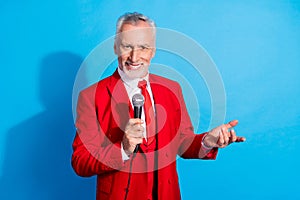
[151,47,156,58]
[114,42,118,55]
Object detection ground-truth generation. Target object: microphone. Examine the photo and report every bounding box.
[132,93,144,153]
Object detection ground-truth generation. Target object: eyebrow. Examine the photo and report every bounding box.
[121,42,152,48]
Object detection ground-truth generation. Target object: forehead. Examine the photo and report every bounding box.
[117,22,155,45]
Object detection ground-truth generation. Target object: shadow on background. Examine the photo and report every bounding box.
[0,52,95,199]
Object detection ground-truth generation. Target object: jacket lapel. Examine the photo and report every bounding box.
[106,70,133,131]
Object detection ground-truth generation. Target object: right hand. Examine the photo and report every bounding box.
[122,118,144,155]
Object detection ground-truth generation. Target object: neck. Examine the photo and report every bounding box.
[117,67,149,82]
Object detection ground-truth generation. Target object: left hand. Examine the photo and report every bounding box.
[203,119,246,148]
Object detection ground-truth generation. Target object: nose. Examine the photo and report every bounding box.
[130,48,140,63]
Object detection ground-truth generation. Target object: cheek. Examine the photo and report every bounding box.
[120,54,130,62]
[141,52,154,62]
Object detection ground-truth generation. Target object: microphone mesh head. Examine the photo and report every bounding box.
[132,93,144,107]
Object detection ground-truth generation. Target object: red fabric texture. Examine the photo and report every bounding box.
[71,70,218,200]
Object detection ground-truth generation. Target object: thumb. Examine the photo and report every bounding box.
[225,119,238,129]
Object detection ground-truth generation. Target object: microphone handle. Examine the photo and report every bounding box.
[134,106,142,119]
[133,105,142,153]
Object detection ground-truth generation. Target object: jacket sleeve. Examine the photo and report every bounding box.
[175,83,218,160]
[71,88,125,177]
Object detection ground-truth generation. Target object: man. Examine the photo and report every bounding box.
[72,12,246,200]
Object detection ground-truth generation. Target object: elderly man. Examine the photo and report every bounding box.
[72,12,246,200]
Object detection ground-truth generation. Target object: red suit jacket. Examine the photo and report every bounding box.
[72,70,218,200]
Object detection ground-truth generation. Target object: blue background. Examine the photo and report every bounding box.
[1,1,299,199]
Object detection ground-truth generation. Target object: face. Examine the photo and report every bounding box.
[114,21,156,79]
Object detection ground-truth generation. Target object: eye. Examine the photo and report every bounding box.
[121,44,132,50]
[140,45,149,50]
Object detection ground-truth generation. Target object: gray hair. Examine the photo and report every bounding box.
[116,12,156,34]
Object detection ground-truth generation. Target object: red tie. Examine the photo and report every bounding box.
[138,80,156,144]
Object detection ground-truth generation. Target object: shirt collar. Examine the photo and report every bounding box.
[117,67,150,89]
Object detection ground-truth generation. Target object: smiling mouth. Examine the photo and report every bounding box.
[125,61,143,70]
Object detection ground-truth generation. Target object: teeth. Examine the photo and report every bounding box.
[126,62,141,70]
[131,64,140,69]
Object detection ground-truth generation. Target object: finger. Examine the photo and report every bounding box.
[128,144,138,154]
[125,120,144,136]
[130,137,143,145]
[235,136,246,142]
[222,128,229,145]
[128,118,144,126]
[137,138,143,144]
[130,139,143,153]
[132,124,144,132]
[128,133,144,139]
[225,119,238,129]
[229,129,237,143]
[129,127,144,138]
[128,138,143,152]
[217,131,225,146]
